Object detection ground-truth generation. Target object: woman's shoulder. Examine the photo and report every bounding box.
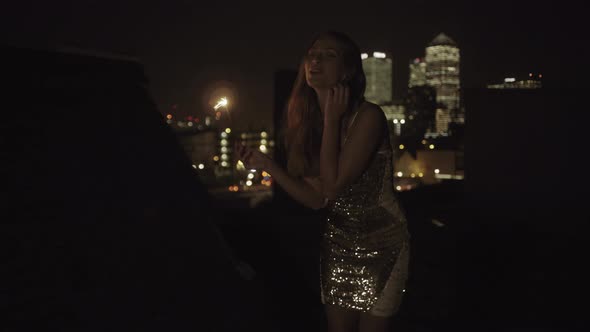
[356,101,387,123]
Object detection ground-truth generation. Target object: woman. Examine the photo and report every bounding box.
[236,31,410,332]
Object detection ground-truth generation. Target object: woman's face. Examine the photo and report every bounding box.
[304,37,346,90]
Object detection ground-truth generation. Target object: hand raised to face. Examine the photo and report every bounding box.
[324,83,350,122]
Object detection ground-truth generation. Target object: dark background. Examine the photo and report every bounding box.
[2,1,589,331]
[2,0,585,130]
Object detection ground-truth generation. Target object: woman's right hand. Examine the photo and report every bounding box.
[234,141,273,171]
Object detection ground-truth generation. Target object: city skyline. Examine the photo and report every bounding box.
[2,0,578,131]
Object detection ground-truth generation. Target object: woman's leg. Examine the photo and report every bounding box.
[358,312,390,332]
[324,304,359,332]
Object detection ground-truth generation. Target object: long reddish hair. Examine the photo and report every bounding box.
[284,31,366,177]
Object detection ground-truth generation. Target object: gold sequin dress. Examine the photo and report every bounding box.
[320,113,411,317]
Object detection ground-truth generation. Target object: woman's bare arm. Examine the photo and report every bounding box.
[265,162,327,210]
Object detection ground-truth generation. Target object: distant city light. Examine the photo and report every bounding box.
[246,180,253,186]
[539,74,542,78]
[400,119,406,124]
[373,52,386,58]
[192,164,197,169]
[221,132,228,138]
[421,140,427,145]
[187,122,193,127]
[214,97,228,110]
[221,147,228,153]
[361,53,368,59]
[429,144,435,149]
[399,144,405,150]
[221,161,229,167]
[410,173,415,178]
[260,139,267,145]
[166,114,172,120]
[504,78,516,83]
[262,171,270,177]
[250,169,256,173]
[198,164,205,170]
[221,154,228,160]
[434,169,440,174]
[396,171,403,177]
[213,156,220,161]
[418,172,424,177]
[247,173,254,179]
[261,131,268,138]
[396,186,402,191]
[220,139,228,146]
[393,119,399,124]
[259,145,267,153]
[225,128,231,134]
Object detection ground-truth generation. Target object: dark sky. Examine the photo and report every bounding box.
[2,0,583,131]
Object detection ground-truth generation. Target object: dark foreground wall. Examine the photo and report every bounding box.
[2,47,275,331]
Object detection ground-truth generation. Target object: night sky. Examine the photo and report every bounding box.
[2,0,583,131]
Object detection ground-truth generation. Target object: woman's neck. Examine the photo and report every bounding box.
[314,88,330,115]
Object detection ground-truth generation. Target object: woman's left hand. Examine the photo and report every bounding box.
[324,84,350,122]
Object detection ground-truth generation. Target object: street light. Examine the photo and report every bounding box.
[214,97,228,110]
[214,97,231,122]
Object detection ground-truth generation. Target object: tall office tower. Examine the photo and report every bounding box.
[409,58,427,87]
[425,33,461,132]
[362,52,392,105]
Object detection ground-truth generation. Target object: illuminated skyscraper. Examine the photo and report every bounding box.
[425,33,461,132]
[409,58,427,87]
[362,52,392,105]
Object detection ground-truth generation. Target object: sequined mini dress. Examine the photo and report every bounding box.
[320,109,411,317]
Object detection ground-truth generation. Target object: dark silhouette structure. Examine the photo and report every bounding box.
[3,46,274,331]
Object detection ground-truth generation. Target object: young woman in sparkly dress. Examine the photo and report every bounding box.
[237,31,410,332]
